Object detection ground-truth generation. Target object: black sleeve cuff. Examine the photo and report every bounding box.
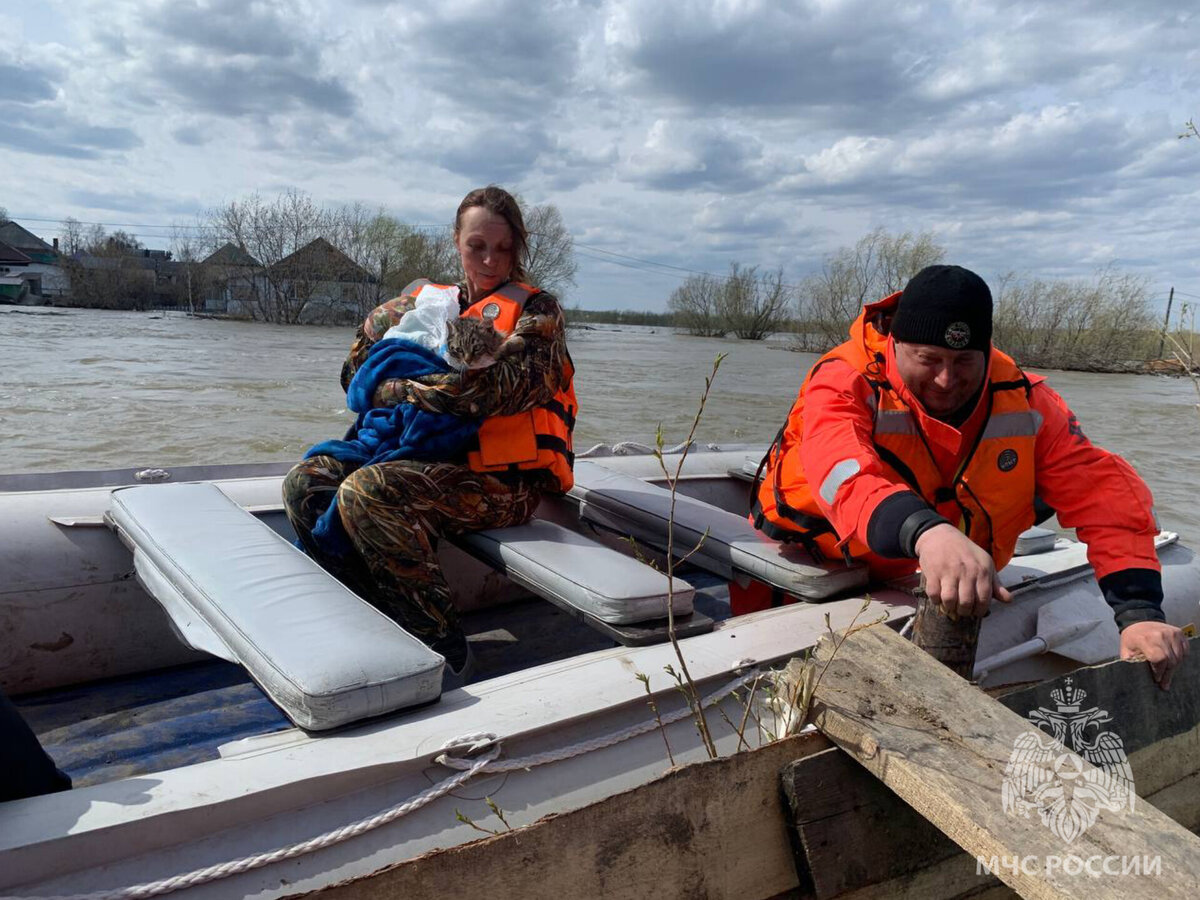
[866,491,949,559]
[1098,568,1166,631]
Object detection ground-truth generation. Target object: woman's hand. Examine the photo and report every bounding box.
[914,523,1012,618]
[372,378,411,408]
[1120,621,1190,690]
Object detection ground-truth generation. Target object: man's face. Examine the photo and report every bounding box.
[893,341,987,416]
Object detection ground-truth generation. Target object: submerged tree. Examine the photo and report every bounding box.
[669,272,726,336]
[717,263,792,340]
[797,228,945,351]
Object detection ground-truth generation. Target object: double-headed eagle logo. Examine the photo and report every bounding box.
[1001,679,1135,844]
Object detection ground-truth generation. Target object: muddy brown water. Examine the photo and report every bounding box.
[4,306,1198,541]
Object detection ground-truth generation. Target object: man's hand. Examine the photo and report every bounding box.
[914,523,1012,618]
[1120,621,1190,690]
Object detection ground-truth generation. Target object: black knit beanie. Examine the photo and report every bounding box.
[892,265,992,352]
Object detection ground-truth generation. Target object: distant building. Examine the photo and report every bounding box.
[0,220,71,303]
[200,242,262,316]
[269,238,375,323]
[202,238,375,323]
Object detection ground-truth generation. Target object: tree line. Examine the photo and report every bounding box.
[667,227,1186,374]
[54,189,577,325]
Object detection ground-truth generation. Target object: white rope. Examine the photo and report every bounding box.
[437,669,761,772]
[8,671,759,900]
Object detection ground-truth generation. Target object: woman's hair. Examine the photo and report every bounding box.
[454,185,529,282]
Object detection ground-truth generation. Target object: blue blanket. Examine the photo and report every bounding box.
[303,339,480,560]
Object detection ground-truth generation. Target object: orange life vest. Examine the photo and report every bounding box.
[412,281,577,492]
[753,293,1039,572]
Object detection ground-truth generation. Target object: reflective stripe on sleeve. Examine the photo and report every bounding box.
[820,458,862,505]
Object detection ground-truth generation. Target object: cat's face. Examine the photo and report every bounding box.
[446,317,504,369]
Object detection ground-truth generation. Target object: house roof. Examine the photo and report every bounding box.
[203,242,261,268]
[0,221,55,254]
[0,240,32,265]
[271,238,372,282]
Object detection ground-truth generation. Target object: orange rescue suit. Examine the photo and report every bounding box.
[753,291,1160,582]
[442,281,578,492]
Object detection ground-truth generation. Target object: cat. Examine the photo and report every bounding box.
[445,317,524,370]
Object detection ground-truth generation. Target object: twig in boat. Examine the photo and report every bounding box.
[454,797,513,836]
[635,671,675,766]
[652,352,728,760]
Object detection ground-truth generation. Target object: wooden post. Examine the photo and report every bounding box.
[909,587,981,679]
[1158,286,1175,359]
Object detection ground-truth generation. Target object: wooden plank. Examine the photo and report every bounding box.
[781,747,965,899]
[803,624,1200,899]
[781,647,1200,899]
[308,732,832,900]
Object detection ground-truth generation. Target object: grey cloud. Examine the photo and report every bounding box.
[172,124,210,146]
[623,121,774,192]
[148,0,298,58]
[152,55,356,118]
[421,123,555,183]
[0,102,140,159]
[609,2,1195,134]
[0,63,58,103]
[387,2,584,117]
[66,189,200,216]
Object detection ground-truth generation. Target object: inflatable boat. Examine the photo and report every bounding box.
[1,446,1197,898]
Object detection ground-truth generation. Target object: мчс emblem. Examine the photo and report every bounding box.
[481,302,502,320]
[997,448,1018,472]
[1001,679,1134,844]
[944,321,971,349]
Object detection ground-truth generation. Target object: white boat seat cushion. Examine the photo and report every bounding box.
[107,483,443,731]
[570,461,868,601]
[457,519,693,624]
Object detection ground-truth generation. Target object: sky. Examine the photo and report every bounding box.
[3,0,1199,313]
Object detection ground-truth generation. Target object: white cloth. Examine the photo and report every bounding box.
[382,284,461,355]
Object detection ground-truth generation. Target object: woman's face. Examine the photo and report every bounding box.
[455,206,514,298]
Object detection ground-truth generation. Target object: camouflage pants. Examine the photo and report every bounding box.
[283,456,546,660]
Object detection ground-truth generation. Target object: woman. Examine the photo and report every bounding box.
[283,186,577,680]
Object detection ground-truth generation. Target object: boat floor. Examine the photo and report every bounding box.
[14,571,735,788]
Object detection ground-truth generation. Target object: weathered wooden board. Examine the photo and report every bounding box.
[307,732,832,900]
[782,747,967,898]
[782,644,1200,898]
[804,624,1200,899]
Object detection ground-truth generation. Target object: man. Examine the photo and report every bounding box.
[754,264,1189,687]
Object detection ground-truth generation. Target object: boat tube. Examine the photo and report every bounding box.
[1,446,1196,898]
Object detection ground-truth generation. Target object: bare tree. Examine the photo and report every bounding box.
[207,189,338,323]
[669,273,726,336]
[170,220,218,315]
[717,263,792,340]
[381,226,459,297]
[523,203,578,299]
[797,228,945,351]
[993,267,1156,371]
[59,217,85,257]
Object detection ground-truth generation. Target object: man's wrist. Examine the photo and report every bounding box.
[866,491,949,559]
[1098,568,1165,631]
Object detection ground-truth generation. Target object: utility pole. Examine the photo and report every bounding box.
[1158,286,1175,359]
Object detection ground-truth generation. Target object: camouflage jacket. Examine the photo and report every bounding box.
[341,282,571,420]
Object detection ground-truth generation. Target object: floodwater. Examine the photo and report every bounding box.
[3,306,1199,541]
